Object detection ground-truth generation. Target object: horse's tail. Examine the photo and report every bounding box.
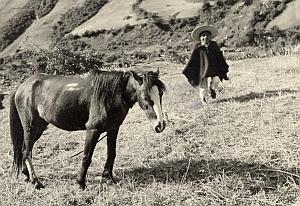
[9,88,24,177]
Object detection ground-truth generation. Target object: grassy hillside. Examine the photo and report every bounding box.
[0,53,299,206]
[266,0,300,30]
[71,0,147,34]
[1,0,300,59]
[0,0,86,58]
[0,0,29,27]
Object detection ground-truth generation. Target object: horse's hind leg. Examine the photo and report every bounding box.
[22,117,48,189]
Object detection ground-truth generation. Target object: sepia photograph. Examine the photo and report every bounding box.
[0,0,299,205]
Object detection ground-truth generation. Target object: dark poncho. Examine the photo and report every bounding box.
[183,41,229,86]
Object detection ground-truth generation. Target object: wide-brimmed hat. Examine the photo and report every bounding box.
[191,25,219,41]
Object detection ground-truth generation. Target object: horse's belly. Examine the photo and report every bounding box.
[38,105,88,131]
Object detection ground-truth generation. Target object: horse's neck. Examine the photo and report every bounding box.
[123,75,139,108]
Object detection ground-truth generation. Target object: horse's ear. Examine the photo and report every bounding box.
[131,71,143,85]
[155,68,160,77]
[147,69,159,78]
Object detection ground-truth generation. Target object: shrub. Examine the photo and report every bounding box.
[223,0,239,6]
[202,3,211,12]
[38,47,104,74]
[243,0,253,6]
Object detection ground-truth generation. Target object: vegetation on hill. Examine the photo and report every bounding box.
[0,2,36,52]
[51,0,108,47]
[35,0,59,19]
[0,0,58,52]
[238,0,297,47]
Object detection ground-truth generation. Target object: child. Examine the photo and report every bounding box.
[183,25,229,104]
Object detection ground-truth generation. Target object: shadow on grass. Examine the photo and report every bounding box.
[120,158,300,194]
[37,157,299,197]
[217,89,297,103]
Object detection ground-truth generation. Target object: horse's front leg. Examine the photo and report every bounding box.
[102,127,119,183]
[77,129,100,189]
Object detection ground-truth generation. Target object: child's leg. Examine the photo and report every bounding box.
[199,78,208,103]
[210,76,220,90]
[209,76,220,99]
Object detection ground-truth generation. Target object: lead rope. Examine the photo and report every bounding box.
[33,133,108,166]
[67,133,108,159]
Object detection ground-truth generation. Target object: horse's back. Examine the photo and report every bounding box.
[15,73,91,131]
[15,74,48,107]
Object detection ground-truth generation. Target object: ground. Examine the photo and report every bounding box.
[0,53,299,205]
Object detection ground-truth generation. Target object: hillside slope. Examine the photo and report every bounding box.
[0,0,85,58]
[71,0,147,35]
[266,0,300,29]
[0,0,29,27]
[1,0,300,59]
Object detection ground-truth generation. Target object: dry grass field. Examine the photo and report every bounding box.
[0,54,299,205]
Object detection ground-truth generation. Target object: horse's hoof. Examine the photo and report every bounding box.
[23,176,30,182]
[102,172,116,184]
[102,170,116,183]
[101,177,116,184]
[77,180,86,190]
[34,180,45,189]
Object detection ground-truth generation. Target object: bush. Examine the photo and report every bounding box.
[37,47,104,74]
[243,0,253,6]
[223,0,239,6]
[202,3,211,12]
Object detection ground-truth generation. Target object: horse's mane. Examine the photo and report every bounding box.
[88,70,166,109]
[143,71,167,93]
[89,70,130,108]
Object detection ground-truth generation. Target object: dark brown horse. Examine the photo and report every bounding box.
[10,69,166,189]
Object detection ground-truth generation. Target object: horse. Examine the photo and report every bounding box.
[9,69,166,189]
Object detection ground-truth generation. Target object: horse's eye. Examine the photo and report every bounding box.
[159,90,163,97]
[144,95,151,101]
[148,100,154,106]
[143,96,154,107]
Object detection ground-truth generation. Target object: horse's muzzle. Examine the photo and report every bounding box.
[154,120,166,133]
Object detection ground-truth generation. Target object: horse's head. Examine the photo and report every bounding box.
[129,70,166,133]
